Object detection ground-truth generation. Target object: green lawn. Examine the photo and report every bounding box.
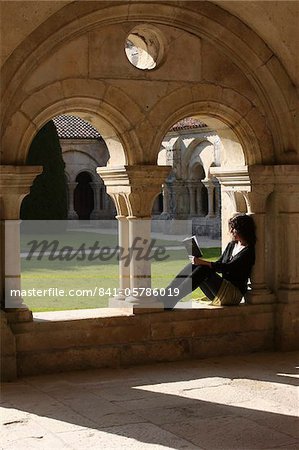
[21,230,184,253]
[21,244,221,312]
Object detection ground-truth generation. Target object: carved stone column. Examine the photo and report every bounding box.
[67,182,78,219]
[162,184,169,214]
[272,165,299,350]
[243,187,275,304]
[196,184,204,215]
[97,165,171,312]
[0,166,42,322]
[187,182,196,216]
[214,181,221,216]
[211,165,275,304]
[202,180,215,218]
[90,182,102,219]
[103,192,130,302]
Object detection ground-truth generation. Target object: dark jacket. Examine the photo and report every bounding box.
[211,241,255,294]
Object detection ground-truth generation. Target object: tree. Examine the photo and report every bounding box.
[20,120,68,220]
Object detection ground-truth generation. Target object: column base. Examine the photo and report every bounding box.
[277,289,299,304]
[275,302,299,351]
[245,289,276,304]
[4,308,33,323]
[108,296,164,313]
[90,211,102,220]
[108,297,133,312]
[68,211,78,220]
[126,296,164,314]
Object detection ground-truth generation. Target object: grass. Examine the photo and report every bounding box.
[21,244,221,312]
[21,230,185,253]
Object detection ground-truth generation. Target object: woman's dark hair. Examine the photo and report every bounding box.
[228,213,257,246]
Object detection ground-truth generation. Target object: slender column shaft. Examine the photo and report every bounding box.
[67,182,78,219]
[116,215,130,299]
[162,185,169,213]
[126,218,152,301]
[207,185,215,217]
[189,185,196,216]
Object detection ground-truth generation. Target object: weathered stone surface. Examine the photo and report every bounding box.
[1,351,298,449]
[0,1,298,380]
[0,312,17,381]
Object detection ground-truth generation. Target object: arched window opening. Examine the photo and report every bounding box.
[157,116,223,240]
[52,114,117,221]
[74,172,94,220]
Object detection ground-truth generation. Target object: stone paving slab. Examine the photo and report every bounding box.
[1,351,298,449]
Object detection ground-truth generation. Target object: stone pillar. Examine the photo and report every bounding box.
[188,183,196,216]
[214,181,221,216]
[97,165,171,312]
[116,214,130,298]
[162,184,169,214]
[273,165,299,350]
[90,182,102,219]
[243,187,275,304]
[126,216,152,300]
[202,180,215,217]
[67,182,78,219]
[196,184,204,215]
[211,165,275,305]
[0,166,42,322]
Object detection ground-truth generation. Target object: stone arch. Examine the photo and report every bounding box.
[63,149,101,173]
[150,88,270,166]
[184,138,217,181]
[1,1,296,163]
[1,84,144,166]
[188,161,205,181]
[74,168,97,183]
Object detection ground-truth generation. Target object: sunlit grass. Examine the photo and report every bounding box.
[21,247,221,312]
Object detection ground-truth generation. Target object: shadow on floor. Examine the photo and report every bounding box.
[1,352,298,449]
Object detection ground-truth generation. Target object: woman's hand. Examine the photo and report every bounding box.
[192,257,212,268]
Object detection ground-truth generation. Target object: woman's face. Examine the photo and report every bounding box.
[230,227,240,241]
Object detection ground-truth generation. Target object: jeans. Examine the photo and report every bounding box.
[160,263,223,309]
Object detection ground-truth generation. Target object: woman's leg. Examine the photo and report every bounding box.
[199,271,223,300]
[161,265,211,308]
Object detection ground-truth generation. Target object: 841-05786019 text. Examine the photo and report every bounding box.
[9,287,180,298]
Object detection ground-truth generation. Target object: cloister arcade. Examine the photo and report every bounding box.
[1,1,298,380]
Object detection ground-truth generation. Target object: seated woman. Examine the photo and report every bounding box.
[160,213,256,309]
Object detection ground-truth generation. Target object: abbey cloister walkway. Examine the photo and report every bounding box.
[1,351,298,449]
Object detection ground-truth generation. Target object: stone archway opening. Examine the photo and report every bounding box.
[157,116,232,241]
[74,172,94,220]
[10,110,127,313]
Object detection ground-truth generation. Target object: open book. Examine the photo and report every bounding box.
[182,235,203,258]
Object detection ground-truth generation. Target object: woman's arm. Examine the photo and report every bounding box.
[211,246,255,274]
[191,257,212,268]
[191,242,232,269]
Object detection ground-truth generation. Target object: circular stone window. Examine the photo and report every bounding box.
[125,25,165,70]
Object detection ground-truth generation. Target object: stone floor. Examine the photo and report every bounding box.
[1,352,298,449]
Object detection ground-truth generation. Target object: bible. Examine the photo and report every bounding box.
[182,235,203,258]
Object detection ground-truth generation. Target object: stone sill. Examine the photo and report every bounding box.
[33,307,133,322]
[31,303,274,324]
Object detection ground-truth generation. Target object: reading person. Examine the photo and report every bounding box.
[160,213,256,309]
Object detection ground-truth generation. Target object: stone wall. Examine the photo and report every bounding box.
[9,305,274,377]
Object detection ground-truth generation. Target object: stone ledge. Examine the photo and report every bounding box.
[9,305,277,377]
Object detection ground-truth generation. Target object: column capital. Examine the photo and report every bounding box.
[211,165,275,213]
[97,165,171,218]
[0,165,43,219]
